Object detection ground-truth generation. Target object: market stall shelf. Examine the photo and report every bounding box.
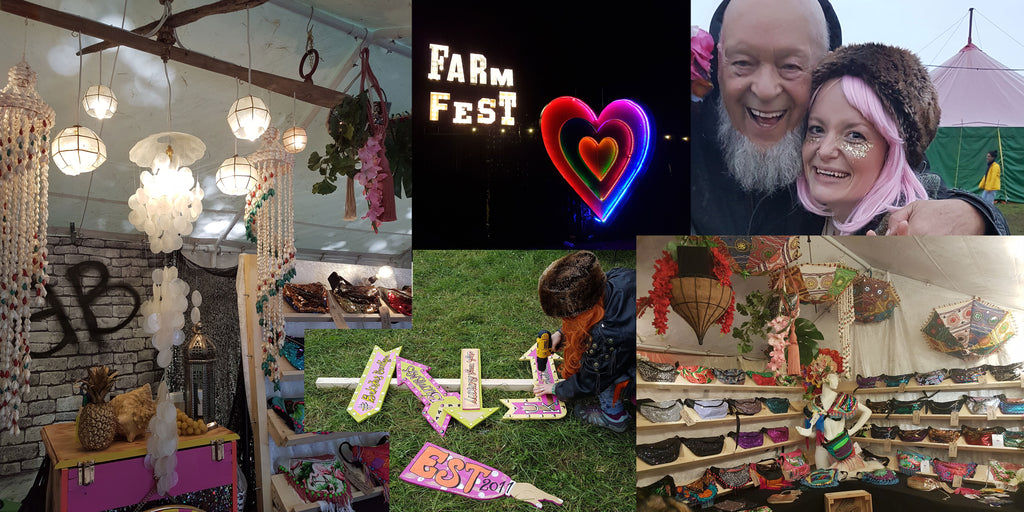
[638,381,808,393]
[637,409,805,431]
[636,427,803,479]
[270,473,384,512]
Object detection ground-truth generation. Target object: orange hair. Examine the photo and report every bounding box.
[558,298,605,379]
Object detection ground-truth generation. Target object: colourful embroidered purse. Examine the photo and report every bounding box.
[728,398,763,416]
[864,399,892,415]
[870,424,898,439]
[925,398,963,415]
[897,427,930,442]
[927,427,961,444]
[709,464,752,490]
[637,436,682,465]
[856,374,883,388]
[949,366,986,384]
[931,459,977,483]
[729,431,764,449]
[780,450,810,481]
[882,373,914,387]
[638,399,683,423]
[990,460,1024,488]
[684,399,730,420]
[760,397,791,414]
[861,469,899,486]
[713,368,746,385]
[751,459,792,490]
[678,365,714,384]
[761,426,789,443]
[681,435,726,458]
[747,370,776,386]
[897,449,927,475]
[915,369,947,386]
[963,425,1004,446]
[677,471,718,508]
[638,358,677,383]
[801,469,844,489]
[998,395,1024,414]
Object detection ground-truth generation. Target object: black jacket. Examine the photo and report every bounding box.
[690,96,1010,235]
[553,267,636,401]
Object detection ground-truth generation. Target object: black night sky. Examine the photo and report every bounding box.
[412,2,687,249]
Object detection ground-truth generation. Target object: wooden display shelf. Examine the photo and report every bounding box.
[277,355,305,383]
[638,410,804,431]
[637,428,803,478]
[271,473,383,512]
[41,422,238,470]
[266,410,362,448]
[864,410,1024,423]
[637,381,806,393]
[283,300,385,325]
[852,434,1024,456]
[838,377,1024,395]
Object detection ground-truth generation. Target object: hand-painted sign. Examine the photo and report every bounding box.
[347,346,401,422]
[397,356,496,434]
[401,442,563,508]
[461,348,482,410]
[500,344,567,420]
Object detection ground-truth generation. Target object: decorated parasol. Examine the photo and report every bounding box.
[921,297,1016,359]
[853,274,900,323]
[716,236,800,275]
[771,263,858,305]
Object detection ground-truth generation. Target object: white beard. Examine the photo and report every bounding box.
[715,95,804,194]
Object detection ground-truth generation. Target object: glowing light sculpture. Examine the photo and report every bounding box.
[540,97,654,222]
[82,84,117,120]
[128,132,206,254]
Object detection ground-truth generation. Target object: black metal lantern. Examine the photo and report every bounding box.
[183,322,217,420]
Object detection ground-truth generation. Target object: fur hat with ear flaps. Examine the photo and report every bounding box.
[811,42,941,169]
[538,251,606,319]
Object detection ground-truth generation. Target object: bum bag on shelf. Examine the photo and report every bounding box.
[962,425,1005,446]
[730,431,765,450]
[728,398,763,416]
[856,374,883,388]
[751,459,792,490]
[870,424,898,439]
[882,373,914,387]
[931,459,978,483]
[637,436,682,466]
[678,365,714,384]
[865,399,892,415]
[760,397,791,414]
[709,463,752,490]
[925,398,963,415]
[761,426,790,443]
[891,399,925,414]
[713,368,747,385]
[747,370,777,386]
[897,427,930,442]
[682,435,726,458]
[1003,430,1024,448]
[986,361,1023,382]
[927,427,961,444]
[638,358,677,383]
[964,395,1001,415]
[948,366,986,383]
[897,449,928,475]
[915,369,947,386]
[998,395,1024,415]
[638,399,683,423]
[684,399,730,420]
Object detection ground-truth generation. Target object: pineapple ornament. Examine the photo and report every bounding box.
[76,366,120,450]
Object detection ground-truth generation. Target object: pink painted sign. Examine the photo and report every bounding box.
[400,442,563,508]
[499,344,566,420]
[396,357,456,435]
[347,346,401,422]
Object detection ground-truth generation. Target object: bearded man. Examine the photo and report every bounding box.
[691,0,1008,235]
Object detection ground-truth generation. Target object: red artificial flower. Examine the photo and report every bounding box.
[648,251,678,335]
[710,247,735,333]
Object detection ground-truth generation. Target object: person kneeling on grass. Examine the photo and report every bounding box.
[532,251,636,433]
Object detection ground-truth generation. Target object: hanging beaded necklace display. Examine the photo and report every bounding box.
[246,127,296,390]
[837,279,855,378]
[0,61,53,435]
[809,391,858,421]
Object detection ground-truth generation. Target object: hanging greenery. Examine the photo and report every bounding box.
[732,288,822,365]
[307,90,411,198]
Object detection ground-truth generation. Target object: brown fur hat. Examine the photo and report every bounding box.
[811,43,940,169]
[538,251,606,318]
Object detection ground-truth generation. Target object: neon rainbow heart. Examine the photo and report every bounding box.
[540,96,653,222]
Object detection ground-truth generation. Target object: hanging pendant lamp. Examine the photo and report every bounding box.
[228,7,269,141]
[216,154,256,195]
[53,32,105,175]
[670,276,733,345]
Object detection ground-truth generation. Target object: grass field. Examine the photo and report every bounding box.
[996,202,1024,234]
[303,250,637,512]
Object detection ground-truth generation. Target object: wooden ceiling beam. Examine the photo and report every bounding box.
[0,0,346,109]
[78,0,271,56]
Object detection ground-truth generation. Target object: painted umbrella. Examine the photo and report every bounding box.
[716,236,800,275]
[921,297,1016,359]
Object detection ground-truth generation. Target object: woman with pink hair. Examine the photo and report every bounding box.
[797,43,940,235]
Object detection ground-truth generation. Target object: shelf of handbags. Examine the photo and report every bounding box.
[837,363,1024,395]
[637,426,805,478]
[636,359,808,393]
[271,472,385,512]
[637,397,807,431]
[266,408,361,448]
[282,280,411,327]
[851,423,1024,457]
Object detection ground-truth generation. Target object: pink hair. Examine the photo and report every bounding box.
[797,75,929,234]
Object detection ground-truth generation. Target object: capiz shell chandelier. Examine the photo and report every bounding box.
[128,132,206,254]
[0,61,54,435]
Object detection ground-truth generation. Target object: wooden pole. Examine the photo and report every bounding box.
[317,377,538,392]
[0,0,347,109]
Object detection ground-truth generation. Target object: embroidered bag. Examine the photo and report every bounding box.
[964,395,1001,415]
[870,424,898,439]
[747,370,777,386]
[684,399,730,420]
[822,430,855,461]
[638,399,683,423]
[801,469,844,489]
[864,399,892,415]
[998,395,1024,414]
[932,459,977,483]
[676,471,717,507]
[776,375,800,387]
[780,450,810,481]
[729,398,763,416]
[760,397,791,414]
[340,435,390,487]
[963,425,1004,446]
[762,426,790,443]
[897,449,927,475]
[927,427,961,444]
[713,368,747,385]
[856,374,883,388]
[949,366,986,384]
[729,431,764,449]
[681,435,726,458]
[986,362,1023,382]
[882,373,914,387]
[891,399,925,414]
[1003,430,1024,448]
[861,469,899,486]
[897,427,930,442]
[678,365,714,384]
[915,369,947,386]
[638,357,677,383]
[989,460,1024,488]
[637,436,682,465]
[709,464,752,490]
[926,398,963,415]
[751,459,792,490]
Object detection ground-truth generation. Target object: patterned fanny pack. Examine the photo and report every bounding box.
[898,449,927,475]
[932,459,978,483]
[915,369,947,386]
[760,397,791,414]
[998,395,1024,415]
[761,426,790,443]
[856,374,883,388]
[870,424,898,439]
[638,399,683,423]
[963,426,1005,446]
[865,399,892,415]
[926,398,963,415]
[891,399,925,414]
[897,427,930,442]
[801,468,845,489]
[709,463,752,490]
[883,373,914,387]
[964,395,1000,415]
[713,368,747,385]
[747,370,777,386]
[730,431,765,449]
[678,365,714,384]
[860,468,899,486]
[1003,430,1024,448]
[986,362,1023,382]
[637,436,682,466]
[949,366,986,384]
[928,427,961,444]
[638,358,677,383]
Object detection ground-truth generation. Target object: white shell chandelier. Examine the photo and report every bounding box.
[128,132,206,254]
[246,127,296,389]
[0,61,54,435]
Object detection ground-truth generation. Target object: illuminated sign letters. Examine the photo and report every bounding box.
[428,44,517,126]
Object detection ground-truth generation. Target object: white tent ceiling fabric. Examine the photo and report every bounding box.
[931,42,1024,127]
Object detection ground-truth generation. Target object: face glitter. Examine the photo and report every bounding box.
[838,139,873,160]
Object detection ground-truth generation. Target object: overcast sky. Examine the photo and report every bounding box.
[691,1,1024,73]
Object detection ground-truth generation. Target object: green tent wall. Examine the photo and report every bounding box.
[926,126,1024,203]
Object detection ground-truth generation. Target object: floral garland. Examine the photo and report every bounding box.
[646,251,677,335]
[765,315,791,374]
[710,247,735,333]
[691,26,714,101]
[356,135,387,233]
[803,348,844,396]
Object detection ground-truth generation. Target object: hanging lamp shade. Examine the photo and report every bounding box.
[669,276,733,345]
[853,274,901,323]
[282,126,307,153]
[717,236,800,275]
[922,296,1016,359]
[51,124,106,175]
[227,95,270,141]
[216,154,256,195]
[82,84,117,120]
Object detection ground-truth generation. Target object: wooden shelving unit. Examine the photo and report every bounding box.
[638,409,805,431]
[266,410,361,448]
[838,376,1024,395]
[852,434,1024,456]
[637,427,803,478]
[270,473,384,512]
[637,380,807,393]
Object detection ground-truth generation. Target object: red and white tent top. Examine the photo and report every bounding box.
[930,42,1024,127]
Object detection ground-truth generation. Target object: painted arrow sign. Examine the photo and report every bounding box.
[396,357,497,435]
[499,344,567,420]
[347,346,401,422]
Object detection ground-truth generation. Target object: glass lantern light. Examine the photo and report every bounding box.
[82,84,118,120]
[216,154,256,195]
[183,322,217,420]
[226,95,270,141]
[282,125,307,153]
[51,125,107,176]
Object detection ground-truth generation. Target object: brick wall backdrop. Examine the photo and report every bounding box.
[0,237,165,476]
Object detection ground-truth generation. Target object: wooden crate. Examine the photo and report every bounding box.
[824,490,872,512]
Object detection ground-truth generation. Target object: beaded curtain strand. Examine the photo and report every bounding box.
[0,61,54,435]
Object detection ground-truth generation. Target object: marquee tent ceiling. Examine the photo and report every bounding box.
[931,42,1024,127]
[0,0,411,262]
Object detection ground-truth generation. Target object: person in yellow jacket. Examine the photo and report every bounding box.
[979,150,1001,204]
